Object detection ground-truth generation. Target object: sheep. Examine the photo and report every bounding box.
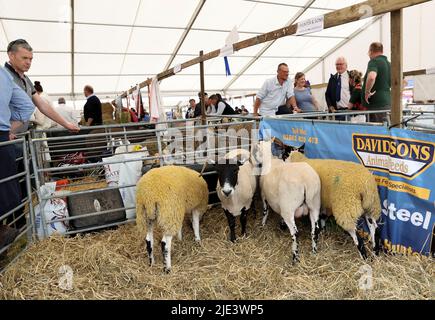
[253,141,322,262]
[213,149,257,242]
[136,165,209,273]
[286,150,382,259]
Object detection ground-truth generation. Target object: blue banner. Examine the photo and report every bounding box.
[260,119,435,256]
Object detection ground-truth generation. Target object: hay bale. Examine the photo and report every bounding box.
[0,204,433,300]
[101,103,114,122]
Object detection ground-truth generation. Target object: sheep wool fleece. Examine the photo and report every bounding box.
[290,152,381,231]
[136,165,209,235]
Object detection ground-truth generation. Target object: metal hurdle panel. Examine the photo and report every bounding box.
[0,135,35,272]
[29,118,258,239]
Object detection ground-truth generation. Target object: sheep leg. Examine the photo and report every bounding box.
[309,208,321,254]
[365,216,378,249]
[192,209,201,242]
[250,198,256,220]
[225,209,237,242]
[177,225,183,241]
[282,211,299,263]
[279,218,288,231]
[348,229,368,260]
[319,209,328,230]
[261,200,269,226]
[161,234,173,274]
[374,225,382,256]
[145,219,154,266]
[240,207,248,237]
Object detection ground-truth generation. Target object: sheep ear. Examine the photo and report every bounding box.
[298,143,305,153]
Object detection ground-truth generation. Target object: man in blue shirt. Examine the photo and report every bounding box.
[5,39,79,132]
[0,66,35,250]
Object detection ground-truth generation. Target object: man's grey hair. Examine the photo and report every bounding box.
[335,56,348,65]
[7,39,33,53]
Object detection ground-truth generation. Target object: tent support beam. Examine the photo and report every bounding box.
[390,9,404,127]
[164,0,206,71]
[115,0,430,101]
[200,51,206,125]
[222,0,315,93]
[241,0,331,11]
[0,16,343,38]
[302,15,383,75]
[70,0,75,104]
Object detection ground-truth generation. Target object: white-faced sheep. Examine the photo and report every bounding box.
[213,149,257,242]
[254,141,322,262]
[136,165,209,273]
[286,150,382,259]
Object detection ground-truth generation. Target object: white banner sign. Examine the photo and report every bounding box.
[219,44,234,57]
[296,15,324,35]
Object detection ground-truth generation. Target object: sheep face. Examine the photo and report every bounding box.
[282,143,305,161]
[215,160,243,197]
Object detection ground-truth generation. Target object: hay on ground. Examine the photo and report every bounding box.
[0,205,433,300]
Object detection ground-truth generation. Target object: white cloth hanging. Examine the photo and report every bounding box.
[149,77,165,123]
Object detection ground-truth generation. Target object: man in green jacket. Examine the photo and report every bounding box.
[362,42,391,123]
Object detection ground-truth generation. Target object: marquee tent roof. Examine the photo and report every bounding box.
[0,0,434,100]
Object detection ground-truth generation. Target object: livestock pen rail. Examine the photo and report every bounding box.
[28,118,257,239]
[0,136,35,271]
[2,108,433,274]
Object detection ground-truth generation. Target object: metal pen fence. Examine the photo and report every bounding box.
[2,108,433,272]
[28,118,257,239]
[0,135,35,271]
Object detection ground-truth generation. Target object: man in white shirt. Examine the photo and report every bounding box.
[253,63,298,116]
[53,97,78,128]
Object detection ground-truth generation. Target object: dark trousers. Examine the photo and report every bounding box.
[0,132,22,227]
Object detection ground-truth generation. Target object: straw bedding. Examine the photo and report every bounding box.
[0,205,433,300]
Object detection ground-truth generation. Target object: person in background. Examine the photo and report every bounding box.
[325,57,354,119]
[253,63,298,117]
[304,79,312,90]
[208,94,236,116]
[32,81,52,164]
[143,111,150,122]
[54,97,78,129]
[0,66,34,249]
[5,39,79,133]
[186,98,200,119]
[196,92,208,116]
[235,106,240,114]
[362,42,391,123]
[348,70,366,111]
[240,105,249,115]
[254,63,298,157]
[293,72,319,113]
[31,81,52,130]
[83,85,102,126]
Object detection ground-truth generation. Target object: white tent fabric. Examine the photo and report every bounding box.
[0,0,434,102]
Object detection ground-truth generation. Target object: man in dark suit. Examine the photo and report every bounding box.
[83,85,102,126]
[325,57,354,119]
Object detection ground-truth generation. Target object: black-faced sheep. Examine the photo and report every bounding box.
[214,149,257,242]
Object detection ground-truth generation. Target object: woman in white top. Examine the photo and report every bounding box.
[32,81,53,130]
[32,81,52,162]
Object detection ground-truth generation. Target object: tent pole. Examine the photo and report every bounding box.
[390,9,404,127]
[200,51,206,126]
